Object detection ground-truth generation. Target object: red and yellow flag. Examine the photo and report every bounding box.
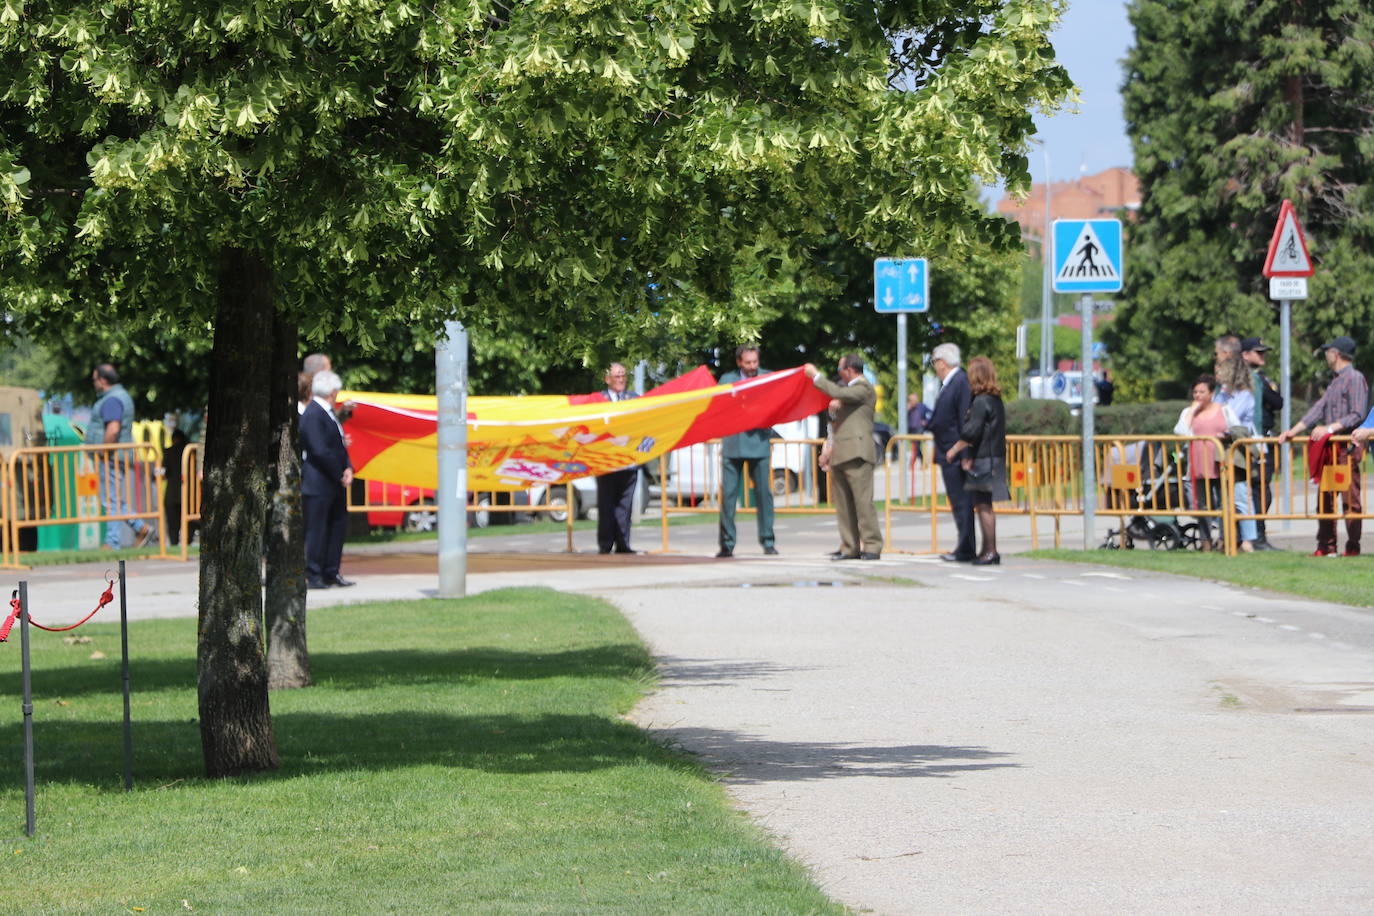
[341,366,830,492]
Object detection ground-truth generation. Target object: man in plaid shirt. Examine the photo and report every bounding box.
[1279,335,1369,556]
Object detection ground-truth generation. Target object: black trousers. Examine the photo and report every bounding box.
[940,461,976,559]
[596,468,638,552]
[304,489,347,583]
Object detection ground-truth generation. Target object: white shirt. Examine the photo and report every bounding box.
[940,366,963,390]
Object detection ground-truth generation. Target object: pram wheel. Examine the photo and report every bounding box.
[1149,526,1182,551]
[1178,523,1204,551]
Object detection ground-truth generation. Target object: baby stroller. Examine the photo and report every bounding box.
[1100,442,1189,550]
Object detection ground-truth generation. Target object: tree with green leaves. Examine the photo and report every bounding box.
[1110,0,1374,397]
[0,0,1069,775]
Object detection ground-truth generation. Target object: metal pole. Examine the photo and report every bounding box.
[632,360,648,521]
[1039,151,1053,390]
[20,580,35,837]
[897,313,908,500]
[118,560,132,791]
[1280,299,1292,517]
[437,321,468,598]
[1080,294,1096,550]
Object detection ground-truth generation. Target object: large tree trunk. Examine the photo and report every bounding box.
[265,310,311,689]
[197,246,280,777]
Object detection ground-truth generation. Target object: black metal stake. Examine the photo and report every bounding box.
[118,560,133,792]
[19,580,35,837]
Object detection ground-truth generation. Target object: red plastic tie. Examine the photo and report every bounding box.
[25,578,116,634]
[0,591,19,642]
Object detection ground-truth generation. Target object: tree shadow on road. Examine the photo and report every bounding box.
[643,725,1018,782]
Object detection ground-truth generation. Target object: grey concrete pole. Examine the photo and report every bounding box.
[1081,294,1096,550]
[437,321,468,598]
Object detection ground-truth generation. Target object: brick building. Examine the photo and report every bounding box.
[996,166,1140,245]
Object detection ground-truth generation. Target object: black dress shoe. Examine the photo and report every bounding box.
[715,548,733,558]
[971,553,1000,566]
[612,546,638,555]
[827,550,846,559]
[831,553,861,561]
[859,552,881,560]
[307,580,332,590]
[330,576,356,587]
[598,548,612,554]
[763,546,779,556]
[940,553,974,563]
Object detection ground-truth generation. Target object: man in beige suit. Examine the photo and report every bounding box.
[804,355,882,560]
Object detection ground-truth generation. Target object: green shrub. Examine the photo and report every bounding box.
[1005,398,1076,435]
[1095,400,1191,436]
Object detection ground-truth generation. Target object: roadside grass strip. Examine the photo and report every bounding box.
[1028,548,1374,609]
[0,588,841,915]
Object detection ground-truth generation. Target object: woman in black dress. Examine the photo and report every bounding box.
[944,356,1008,565]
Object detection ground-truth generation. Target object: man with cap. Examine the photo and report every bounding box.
[1242,337,1284,549]
[1279,336,1368,556]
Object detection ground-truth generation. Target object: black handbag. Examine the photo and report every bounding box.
[965,456,995,489]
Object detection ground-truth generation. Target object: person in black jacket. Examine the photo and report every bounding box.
[928,343,976,561]
[944,356,1008,566]
[301,369,354,589]
[1241,337,1283,550]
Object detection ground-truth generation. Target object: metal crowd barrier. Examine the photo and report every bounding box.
[653,437,831,551]
[1228,435,1371,528]
[344,480,578,552]
[1094,435,1233,554]
[10,435,1372,566]
[2,442,170,569]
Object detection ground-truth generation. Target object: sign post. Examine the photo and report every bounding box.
[1052,219,1123,550]
[1262,199,1315,519]
[874,258,930,500]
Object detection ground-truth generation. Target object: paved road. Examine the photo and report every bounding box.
[618,554,1374,914]
[6,516,1372,913]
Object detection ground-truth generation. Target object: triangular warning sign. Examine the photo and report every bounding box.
[1055,223,1120,284]
[1262,199,1313,277]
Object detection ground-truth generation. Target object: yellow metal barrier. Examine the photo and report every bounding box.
[654,438,830,552]
[2,442,169,569]
[178,443,202,561]
[1228,436,1373,543]
[345,480,577,552]
[1094,436,1232,555]
[883,434,939,554]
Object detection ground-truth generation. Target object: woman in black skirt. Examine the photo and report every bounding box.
[944,356,1008,565]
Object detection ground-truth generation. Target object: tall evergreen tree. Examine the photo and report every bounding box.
[1110,0,1374,398]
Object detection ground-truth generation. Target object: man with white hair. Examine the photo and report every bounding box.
[929,343,976,561]
[301,369,354,588]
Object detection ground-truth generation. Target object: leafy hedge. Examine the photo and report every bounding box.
[1006,399,1192,436]
[1005,396,1309,437]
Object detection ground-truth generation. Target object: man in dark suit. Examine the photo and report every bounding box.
[595,362,640,554]
[929,343,976,561]
[300,369,354,589]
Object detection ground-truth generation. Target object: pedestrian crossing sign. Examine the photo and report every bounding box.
[1052,219,1123,293]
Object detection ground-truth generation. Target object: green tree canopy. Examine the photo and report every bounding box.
[0,0,1070,774]
[1109,0,1374,397]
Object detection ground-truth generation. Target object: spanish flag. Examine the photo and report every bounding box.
[341,366,831,492]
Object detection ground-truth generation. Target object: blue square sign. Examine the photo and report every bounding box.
[874,258,929,313]
[1052,220,1123,293]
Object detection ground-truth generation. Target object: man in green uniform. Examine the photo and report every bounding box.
[716,345,779,557]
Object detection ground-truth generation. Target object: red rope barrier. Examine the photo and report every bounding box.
[1,579,115,641]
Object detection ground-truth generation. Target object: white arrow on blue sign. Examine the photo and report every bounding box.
[874,258,929,313]
[1052,219,1123,293]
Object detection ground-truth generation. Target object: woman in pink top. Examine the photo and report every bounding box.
[1174,375,1240,551]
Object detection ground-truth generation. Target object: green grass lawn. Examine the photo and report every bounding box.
[1028,548,1374,608]
[0,589,840,915]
